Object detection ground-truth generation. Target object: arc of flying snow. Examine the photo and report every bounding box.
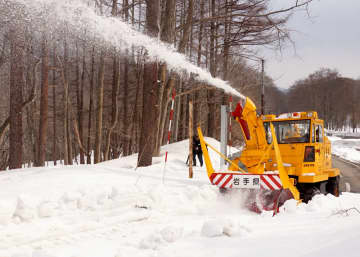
[10,0,245,99]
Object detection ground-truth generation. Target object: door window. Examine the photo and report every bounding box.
[312,124,316,143]
[316,125,323,143]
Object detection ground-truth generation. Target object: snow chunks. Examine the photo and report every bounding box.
[201,218,250,237]
[139,226,183,250]
[0,198,17,225]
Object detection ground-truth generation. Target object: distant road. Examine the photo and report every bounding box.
[326,132,360,139]
[332,155,360,193]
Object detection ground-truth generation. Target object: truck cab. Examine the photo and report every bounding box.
[262,112,338,185]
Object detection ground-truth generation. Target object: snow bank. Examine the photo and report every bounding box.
[1,138,360,257]
[0,199,17,225]
[329,137,360,163]
[279,193,360,216]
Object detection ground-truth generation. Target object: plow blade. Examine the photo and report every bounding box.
[244,189,293,214]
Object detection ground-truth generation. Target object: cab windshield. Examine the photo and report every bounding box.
[264,120,311,144]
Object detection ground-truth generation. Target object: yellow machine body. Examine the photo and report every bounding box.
[229,97,339,183]
[198,97,340,204]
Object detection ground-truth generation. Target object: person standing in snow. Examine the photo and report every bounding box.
[192,135,203,167]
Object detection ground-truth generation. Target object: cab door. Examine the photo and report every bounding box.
[314,124,325,171]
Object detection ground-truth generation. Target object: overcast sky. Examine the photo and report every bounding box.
[260,0,360,89]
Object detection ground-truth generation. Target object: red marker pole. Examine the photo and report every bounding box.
[165,88,176,162]
[162,88,176,184]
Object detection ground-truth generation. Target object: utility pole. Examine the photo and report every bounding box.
[220,105,228,169]
[261,59,265,115]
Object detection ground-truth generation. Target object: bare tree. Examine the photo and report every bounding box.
[137,0,161,167]
[94,51,105,164]
[9,25,25,169]
[36,36,49,167]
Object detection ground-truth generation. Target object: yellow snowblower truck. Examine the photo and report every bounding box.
[197,97,340,213]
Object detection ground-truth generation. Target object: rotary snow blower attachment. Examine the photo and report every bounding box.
[198,97,340,215]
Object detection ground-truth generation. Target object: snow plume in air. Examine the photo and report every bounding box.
[7,0,244,98]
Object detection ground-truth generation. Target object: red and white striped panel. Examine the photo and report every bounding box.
[260,174,282,190]
[211,173,234,188]
[210,173,282,190]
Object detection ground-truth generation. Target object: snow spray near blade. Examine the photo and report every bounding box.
[8,0,244,98]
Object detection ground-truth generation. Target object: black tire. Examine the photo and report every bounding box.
[304,186,320,203]
[326,176,340,197]
[297,183,320,203]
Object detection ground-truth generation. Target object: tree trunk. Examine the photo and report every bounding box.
[128,61,143,156]
[138,61,159,167]
[64,40,73,165]
[63,40,69,165]
[25,59,39,167]
[9,26,25,169]
[188,100,193,178]
[76,43,85,164]
[120,0,130,157]
[153,0,176,151]
[178,0,194,54]
[122,53,131,157]
[173,79,182,142]
[0,93,35,149]
[52,46,57,165]
[158,77,175,146]
[175,0,194,142]
[183,93,189,140]
[207,0,216,137]
[137,0,160,167]
[94,51,105,164]
[104,54,120,161]
[36,36,50,167]
[153,63,166,156]
[197,0,205,67]
[87,46,95,164]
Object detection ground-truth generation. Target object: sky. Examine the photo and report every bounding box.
[261,0,360,89]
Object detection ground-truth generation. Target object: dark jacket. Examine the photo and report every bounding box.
[193,136,202,154]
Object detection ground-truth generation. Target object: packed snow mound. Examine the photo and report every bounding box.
[0,138,360,257]
[328,136,360,163]
[279,193,360,215]
[201,218,249,237]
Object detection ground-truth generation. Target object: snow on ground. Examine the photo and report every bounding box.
[1,138,360,257]
[329,136,360,163]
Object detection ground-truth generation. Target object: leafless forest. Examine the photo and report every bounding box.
[0,0,358,171]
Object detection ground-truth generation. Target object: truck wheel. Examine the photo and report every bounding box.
[326,176,340,197]
[303,186,320,203]
[297,183,320,203]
